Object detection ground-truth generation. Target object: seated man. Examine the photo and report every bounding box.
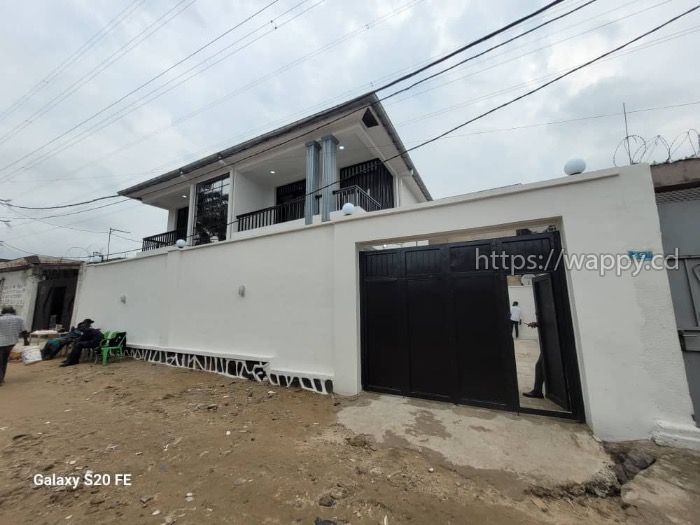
[42,322,86,360]
[60,319,102,367]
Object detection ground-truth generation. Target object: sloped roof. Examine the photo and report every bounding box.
[119,92,431,200]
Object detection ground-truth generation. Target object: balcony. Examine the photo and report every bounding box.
[236,185,381,233]
[142,229,185,251]
[140,186,383,250]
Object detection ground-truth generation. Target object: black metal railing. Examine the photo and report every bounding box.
[236,185,382,233]
[237,197,307,232]
[332,185,381,212]
[142,229,185,251]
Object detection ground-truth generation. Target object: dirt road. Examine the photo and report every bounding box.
[1,359,698,524]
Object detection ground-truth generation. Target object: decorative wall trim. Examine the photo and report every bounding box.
[125,347,332,395]
[268,372,332,395]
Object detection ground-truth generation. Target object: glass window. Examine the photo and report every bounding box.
[193,175,231,245]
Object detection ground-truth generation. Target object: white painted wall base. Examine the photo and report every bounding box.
[652,421,700,450]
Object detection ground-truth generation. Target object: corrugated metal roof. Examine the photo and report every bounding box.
[0,255,82,273]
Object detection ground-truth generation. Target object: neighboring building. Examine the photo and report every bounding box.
[70,93,700,450]
[652,158,700,426]
[120,93,431,251]
[0,256,82,330]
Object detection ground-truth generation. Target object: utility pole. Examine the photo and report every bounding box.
[623,102,633,165]
[106,227,131,261]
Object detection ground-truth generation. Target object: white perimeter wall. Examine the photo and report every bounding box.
[74,164,698,446]
[75,225,335,377]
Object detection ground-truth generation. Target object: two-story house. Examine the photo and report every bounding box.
[120,92,431,251]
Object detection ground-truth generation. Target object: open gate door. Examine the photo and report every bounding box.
[360,231,584,420]
[532,273,570,411]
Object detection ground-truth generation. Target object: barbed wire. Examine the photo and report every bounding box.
[613,129,700,166]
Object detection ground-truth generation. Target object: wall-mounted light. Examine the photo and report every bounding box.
[269,170,276,174]
[339,145,345,150]
[181,195,188,198]
[238,285,246,297]
[120,295,127,304]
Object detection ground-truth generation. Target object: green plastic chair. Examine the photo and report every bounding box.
[96,331,127,365]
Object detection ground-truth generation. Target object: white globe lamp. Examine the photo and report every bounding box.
[175,239,187,249]
[341,202,355,215]
[564,158,586,175]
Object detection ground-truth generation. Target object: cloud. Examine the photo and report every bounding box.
[0,0,698,259]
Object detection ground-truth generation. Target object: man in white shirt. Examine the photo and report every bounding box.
[0,306,27,385]
[510,301,522,338]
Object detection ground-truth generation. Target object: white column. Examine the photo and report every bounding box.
[187,183,196,245]
[320,134,339,222]
[304,141,321,225]
[226,169,235,239]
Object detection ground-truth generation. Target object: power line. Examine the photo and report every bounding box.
[19,1,697,242]
[389,0,679,121]
[385,4,700,161]
[1,0,571,213]
[127,4,700,234]
[88,0,659,182]
[2,0,569,212]
[0,240,41,256]
[8,117,698,256]
[17,0,660,191]
[0,0,326,183]
[0,205,107,234]
[7,0,429,190]
[394,22,700,128]
[0,195,120,210]
[384,0,598,102]
[0,0,284,175]
[0,0,145,124]
[0,0,196,146]
[5,92,698,245]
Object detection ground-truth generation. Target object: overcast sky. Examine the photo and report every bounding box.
[0,0,698,260]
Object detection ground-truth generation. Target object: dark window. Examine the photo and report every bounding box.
[193,175,230,245]
[176,207,188,238]
[340,159,394,209]
[275,179,306,223]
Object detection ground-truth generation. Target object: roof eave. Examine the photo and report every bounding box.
[119,92,382,198]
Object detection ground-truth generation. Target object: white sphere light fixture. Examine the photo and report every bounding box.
[175,239,187,249]
[341,202,355,215]
[564,158,586,175]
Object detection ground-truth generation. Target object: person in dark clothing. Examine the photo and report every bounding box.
[60,319,102,367]
[522,321,545,399]
[42,323,85,360]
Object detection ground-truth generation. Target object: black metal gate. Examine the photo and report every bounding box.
[359,232,584,419]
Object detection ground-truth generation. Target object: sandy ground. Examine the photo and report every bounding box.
[1,359,699,525]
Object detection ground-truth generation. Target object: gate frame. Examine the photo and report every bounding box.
[359,231,586,422]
